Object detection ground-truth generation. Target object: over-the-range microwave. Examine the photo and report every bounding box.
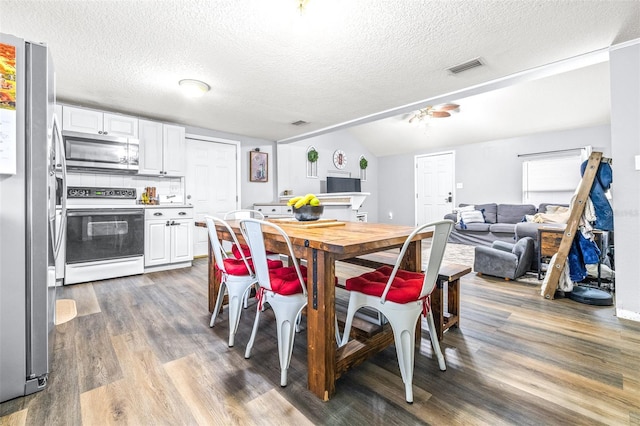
[62,130,139,174]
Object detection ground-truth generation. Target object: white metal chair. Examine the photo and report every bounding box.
[205,216,261,347]
[339,219,454,403]
[224,209,280,308]
[239,218,308,387]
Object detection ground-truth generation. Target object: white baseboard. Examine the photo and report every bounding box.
[616,308,640,322]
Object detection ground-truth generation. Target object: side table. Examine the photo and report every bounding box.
[538,227,564,280]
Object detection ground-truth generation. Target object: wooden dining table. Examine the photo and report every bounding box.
[197,219,433,401]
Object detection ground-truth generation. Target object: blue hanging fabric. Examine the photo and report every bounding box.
[567,232,601,282]
[580,160,614,231]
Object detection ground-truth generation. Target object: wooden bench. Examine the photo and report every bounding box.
[432,263,471,340]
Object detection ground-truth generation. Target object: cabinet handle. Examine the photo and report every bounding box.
[104,131,108,135]
[98,131,103,134]
[178,211,187,215]
[154,212,163,216]
[166,221,170,226]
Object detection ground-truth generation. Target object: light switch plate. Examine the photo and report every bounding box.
[456,182,463,189]
[635,155,640,170]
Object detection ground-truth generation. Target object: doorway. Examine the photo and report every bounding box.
[415,151,455,226]
[185,135,240,257]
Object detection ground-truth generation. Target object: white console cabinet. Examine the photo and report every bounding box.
[144,207,193,272]
[276,192,370,222]
[254,204,293,218]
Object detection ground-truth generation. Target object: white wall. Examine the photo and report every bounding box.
[377,125,612,226]
[277,130,378,222]
[609,41,640,321]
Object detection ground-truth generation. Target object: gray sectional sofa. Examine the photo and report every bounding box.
[444,203,565,247]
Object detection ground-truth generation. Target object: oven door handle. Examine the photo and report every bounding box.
[67,209,144,217]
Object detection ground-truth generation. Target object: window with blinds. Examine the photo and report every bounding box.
[522,148,590,206]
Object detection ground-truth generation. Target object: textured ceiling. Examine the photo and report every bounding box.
[1,0,638,154]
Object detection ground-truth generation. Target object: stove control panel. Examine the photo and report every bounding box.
[67,187,136,199]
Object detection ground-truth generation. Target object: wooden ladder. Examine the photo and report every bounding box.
[541,151,603,299]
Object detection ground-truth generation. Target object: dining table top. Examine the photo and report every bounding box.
[199,218,432,257]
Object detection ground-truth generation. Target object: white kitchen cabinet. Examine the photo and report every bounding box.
[138,119,186,176]
[62,105,138,138]
[144,207,193,271]
[253,204,293,218]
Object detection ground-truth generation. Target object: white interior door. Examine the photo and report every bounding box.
[186,136,240,257]
[415,152,454,226]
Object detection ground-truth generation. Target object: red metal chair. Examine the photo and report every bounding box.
[339,220,454,403]
[205,216,282,347]
[239,218,308,387]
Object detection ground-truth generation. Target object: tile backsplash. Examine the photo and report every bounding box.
[66,172,184,202]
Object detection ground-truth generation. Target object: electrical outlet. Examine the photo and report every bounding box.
[388,212,393,219]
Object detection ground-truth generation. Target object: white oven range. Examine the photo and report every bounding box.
[64,186,144,285]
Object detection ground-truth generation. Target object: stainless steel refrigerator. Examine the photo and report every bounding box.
[0,33,65,403]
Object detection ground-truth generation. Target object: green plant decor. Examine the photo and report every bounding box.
[359,157,368,170]
[307,149,319,163]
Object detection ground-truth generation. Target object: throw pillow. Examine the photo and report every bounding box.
[454,205,475,223]
[460,210,485,224]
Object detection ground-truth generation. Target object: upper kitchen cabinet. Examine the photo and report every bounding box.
[138,119,186,176]
[62,105,139,138]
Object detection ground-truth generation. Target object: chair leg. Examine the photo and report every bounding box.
[425,310,447,371]
[340,293,365,347]
[386,310,421,404]
[243,287,250,309]
[244,304,262,359]
[271,295,306,387]
[209,282,227,328]
[227,285,253,347]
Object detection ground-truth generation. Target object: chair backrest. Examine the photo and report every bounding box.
[512,236,535,278]
[204,215,252,275]
[224,209,265,220]
[381,219,454,303]
[239,218,306,295]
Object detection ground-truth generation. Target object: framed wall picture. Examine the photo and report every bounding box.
[249,151,268,182]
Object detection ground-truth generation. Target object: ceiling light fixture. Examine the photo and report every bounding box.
[408,103,460,124]
[178,79,210,98]
[297,0,310,14]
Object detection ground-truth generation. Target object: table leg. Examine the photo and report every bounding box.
[448,278,460,330]
[431,280,445,340]
[305,248,336,401]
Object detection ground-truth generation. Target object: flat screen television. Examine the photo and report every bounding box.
[326,176,361,193]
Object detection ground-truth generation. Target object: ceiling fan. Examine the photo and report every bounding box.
[407,103,460,123]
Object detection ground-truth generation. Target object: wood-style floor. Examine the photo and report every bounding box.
[2,248,640,425]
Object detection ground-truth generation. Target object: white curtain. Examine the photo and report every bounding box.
[522,147,591,206]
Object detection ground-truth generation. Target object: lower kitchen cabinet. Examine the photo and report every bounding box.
[144,207,193,271]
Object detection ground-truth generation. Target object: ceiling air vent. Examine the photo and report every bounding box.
[446,57,484,75]
[291,120,309,126]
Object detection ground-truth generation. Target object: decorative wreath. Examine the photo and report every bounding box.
[359,157,368,170]
[307,148,319,163]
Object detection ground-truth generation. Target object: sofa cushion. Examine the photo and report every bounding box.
[455,222,490,232]
[476,203,498,224]
[497,204,536,224]
[490,223,517,234]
